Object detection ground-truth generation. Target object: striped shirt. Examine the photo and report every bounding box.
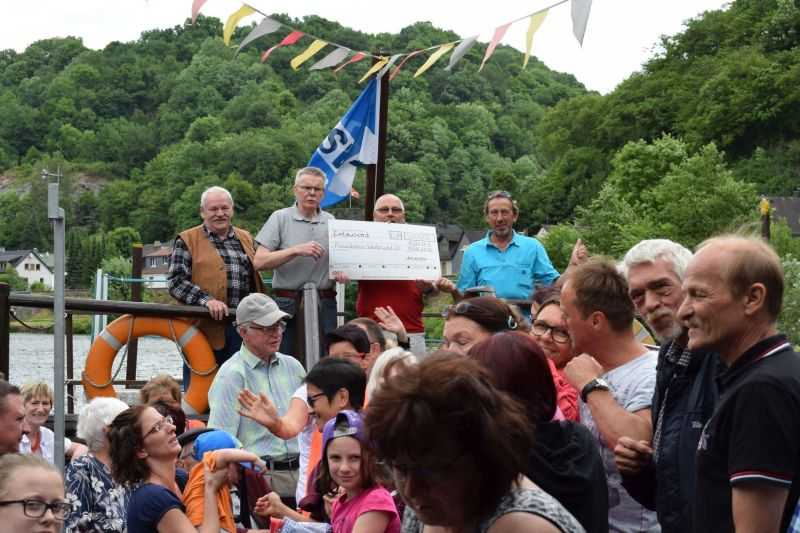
[208,344,306,458]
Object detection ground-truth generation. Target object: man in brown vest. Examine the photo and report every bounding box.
[168,186,265,388]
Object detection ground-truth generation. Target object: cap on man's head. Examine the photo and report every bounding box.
[235,293,290,328]
[322,410,366,451]
[192,429,241,461]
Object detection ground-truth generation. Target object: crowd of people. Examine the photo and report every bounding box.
[1,177,800,533]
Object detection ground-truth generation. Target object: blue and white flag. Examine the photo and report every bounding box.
[309,77,381,208]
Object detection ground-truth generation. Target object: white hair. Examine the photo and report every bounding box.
[620,239,693,281]
[294,166,326,185]
[374,194,405,212]
[366,347,418,399]
[200,186,233,209]
[77,397,129,453]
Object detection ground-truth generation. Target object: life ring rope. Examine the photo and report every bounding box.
[82,313,138,389]
[167,319,218,377]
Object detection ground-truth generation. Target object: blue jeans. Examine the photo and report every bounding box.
[276,296,338,362]
[183,321,242,390]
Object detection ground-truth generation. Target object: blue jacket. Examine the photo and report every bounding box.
[621,338,720,533]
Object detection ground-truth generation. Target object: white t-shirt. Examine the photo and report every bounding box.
[580,349,660,533]
[291,384,315,504]
[19,426,73,465]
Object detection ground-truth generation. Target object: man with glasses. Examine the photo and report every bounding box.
[441,190,560,314]
[208,292,306,506]
[253,166,340,355]
[325,324,374,375]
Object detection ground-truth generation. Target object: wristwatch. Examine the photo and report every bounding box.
[580,377,610,402]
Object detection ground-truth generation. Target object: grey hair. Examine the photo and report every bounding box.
[366,347,418,399]
[294,166,327,184]
[77,397,129,453]
[200,186,234,209]
[374,194,405,213]
[620,239,693,281]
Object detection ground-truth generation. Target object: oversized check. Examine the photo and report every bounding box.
[328,220,441,280]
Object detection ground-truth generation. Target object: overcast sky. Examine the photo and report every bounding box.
[0,0,730,94]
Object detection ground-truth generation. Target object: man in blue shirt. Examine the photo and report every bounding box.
[442,191,561,304]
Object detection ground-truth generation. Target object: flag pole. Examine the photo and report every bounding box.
[365,54,389,221]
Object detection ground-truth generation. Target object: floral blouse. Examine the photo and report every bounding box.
[64,453,130,533]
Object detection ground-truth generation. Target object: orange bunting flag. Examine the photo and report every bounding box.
[389,50,422,81]
[260,30,305,63]
[359,57,389,83]
[523,10,548,68]
[333,52,367,73]
[479,22,512,72]
[414,43,455,78]
[223,5,256,45]
[191,0,208,24]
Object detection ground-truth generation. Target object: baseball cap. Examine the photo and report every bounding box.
[192,429,241,461]
[322,410,366,451]
[235,293,290,328]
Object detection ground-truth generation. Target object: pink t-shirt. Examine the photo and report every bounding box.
[330,485,401,533]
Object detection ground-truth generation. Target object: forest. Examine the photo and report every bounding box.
[1,0,800,338]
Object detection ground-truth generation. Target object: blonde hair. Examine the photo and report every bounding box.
[366,347,418,399]
[139,374,181,405]
[0,454,61,498]
[20,382,53,405]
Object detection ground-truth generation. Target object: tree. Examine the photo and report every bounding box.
[0,267,27,291]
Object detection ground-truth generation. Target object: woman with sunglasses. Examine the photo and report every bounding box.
[108,405,254,533]
[367,353,584,532]
[0,453,70,533]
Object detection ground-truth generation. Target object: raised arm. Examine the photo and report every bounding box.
[239,390,309,439]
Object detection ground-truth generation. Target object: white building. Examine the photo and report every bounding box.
[0,249,55,289]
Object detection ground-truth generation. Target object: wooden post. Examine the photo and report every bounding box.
[364,58,390,221]
[0,283,9,381]
[126,244,143,382]
[760,198,771,242]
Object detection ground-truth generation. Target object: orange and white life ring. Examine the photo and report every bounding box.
[82,315,217,414]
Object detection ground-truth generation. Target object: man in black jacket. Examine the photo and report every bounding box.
[614,239,719,533]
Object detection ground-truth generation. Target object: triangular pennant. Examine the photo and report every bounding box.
[291,39,328,70]
[359,57,389,83]
[223,5,256,46]
[378,54,403,77]
[480,22,512,72]
[571,0,593,46]
[414,43,455,78]
[333,52,367,73]
[389,50,422,81]
[446,36,478,71]
[260,30,304,63]
[310,47,351,70]
[523,10,548,68]
[191,0,208,24]
[237,17,282,54]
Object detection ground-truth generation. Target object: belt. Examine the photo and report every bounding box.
[273,288,337,299]
[261,455,300,471]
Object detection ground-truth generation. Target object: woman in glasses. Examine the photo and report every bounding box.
[469,332,608,533]
[0,453,70,533]
[366,353,584,533]
[108,405,252,533]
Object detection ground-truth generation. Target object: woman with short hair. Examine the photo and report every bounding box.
[0,453,70,533]
[18,382,87,463]
[365,353,584,533]
[64,396,130,533]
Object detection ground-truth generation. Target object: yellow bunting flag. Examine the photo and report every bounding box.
[523,10,548,68]
[290,40,328,70]
[223,5,255,45]
[414,43,455,78]
[359,57,389,83]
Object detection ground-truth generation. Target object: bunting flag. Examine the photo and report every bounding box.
[571,0,592,46]
[414,43,455,78]
[359,57,389,83]
[378,54,403,77]
[479,23,512,72]
[523,11,548,68]
[291,39,328,70]
[237,17,282,54]
[223,5,256,46]
[389,50,422,81]
[260,30,305,63]
[333,52,367,73]
[309,77,381,208]
[191,0,208,24]
[310,47,351,70]
[446,36,478,71]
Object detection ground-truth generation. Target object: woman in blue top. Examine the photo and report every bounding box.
[108,404,232,533]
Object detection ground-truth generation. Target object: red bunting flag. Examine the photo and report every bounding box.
[333,52,367,73]
[479,22,512,71]
[260,30,305,63]
[191,0,208,24]
[389,50,422,81]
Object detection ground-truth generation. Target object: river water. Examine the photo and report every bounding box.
[9,332,184,408]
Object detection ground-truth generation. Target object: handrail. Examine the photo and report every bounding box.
[8,293,226,319]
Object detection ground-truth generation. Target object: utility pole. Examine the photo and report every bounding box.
[43,167,66,472]
[364,62,389,221]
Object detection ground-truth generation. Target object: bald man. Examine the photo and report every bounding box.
[354,194,434,357]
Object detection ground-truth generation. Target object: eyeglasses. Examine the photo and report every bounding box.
[335,352,367,362]
[531,321,570,344]
[144,415,173,438]
[375,206,404,214]
[486,190,512,200]
[307,392,327,407]
[297,185,324,194]
[0,499,72,520]
[247,323,285,335]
